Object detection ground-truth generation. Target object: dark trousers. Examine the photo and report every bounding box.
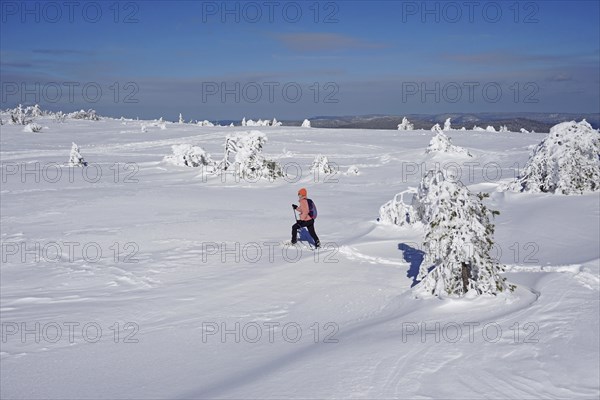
[292,219,320,245]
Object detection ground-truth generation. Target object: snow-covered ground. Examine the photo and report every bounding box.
[1,116,598,399]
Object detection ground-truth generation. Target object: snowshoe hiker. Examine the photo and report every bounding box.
[291,188,320,248]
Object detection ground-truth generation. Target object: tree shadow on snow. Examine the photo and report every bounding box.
[398,243,426,288]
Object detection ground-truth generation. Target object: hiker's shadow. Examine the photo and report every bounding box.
[298,227,315,245]
[398,243,426,288]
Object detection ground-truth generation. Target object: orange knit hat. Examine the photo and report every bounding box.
[297,188,307,197]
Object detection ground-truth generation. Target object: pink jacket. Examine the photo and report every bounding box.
[297,197,312,221]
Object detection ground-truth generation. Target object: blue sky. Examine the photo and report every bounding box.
[1,0,599,120]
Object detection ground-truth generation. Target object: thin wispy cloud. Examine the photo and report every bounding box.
[32,49,95,56]
[441,51,565,65]
[273,32,386,52]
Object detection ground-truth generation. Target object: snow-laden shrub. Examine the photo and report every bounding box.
[179,113,184,124]
[431,123,442,133]
[301,119,311,128]
[69,143,88,167]
[499,125,509,133]
[23,123,42,133]
[378,190,420,226]
[10,104,30,125]
[246,119,272,127]
[426,130,472,156]
[240,118,274,127]
[397,117,414,131]
[219,131,284,180]
[143,118,166,130]
[310,155,335,175]
[347,165,360,175]
[415,170,511,297]
[197,120,215,127]
[509,120,600,194]
[472,125,485,132]
[69,109,100,120]
[53,111,66,123]
[486,125,497,133]
[164,144,215,168]
[27,104,43,117]
[443,118,452,131]
[520,128,530,134]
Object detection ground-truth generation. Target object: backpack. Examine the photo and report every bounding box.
[307,198,318,219]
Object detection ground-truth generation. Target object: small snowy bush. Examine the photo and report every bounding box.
[301,119,311,128]
[69,109,100,121]
[347,165,360,175]
[426,130,472,156]
[53,111,66,123]
[23,123,42,133]
[69,143,88,167]
[27,104,43,117]
[310,155,335,175]
[164,144,215,168]
[378,190,420,226]
[10,104,30,125]
[509,120,600,194]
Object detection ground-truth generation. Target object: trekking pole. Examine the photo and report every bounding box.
[292,204,298,223]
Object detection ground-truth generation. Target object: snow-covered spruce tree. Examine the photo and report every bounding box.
[431,123,442,133]
[219,131,284,180]
[69,143,88,167]
[426,130,472,156]
[397,117,414,131]
[241,117,247,126]
[164,144,215,169]
[271,118,283,127]
[443,118,452,131]
[301,119,311,128]
[486,125,497,133]
[417,171,511,297]
[509,120,600,194]
[416,170,512,297]
[179,113,184,124]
